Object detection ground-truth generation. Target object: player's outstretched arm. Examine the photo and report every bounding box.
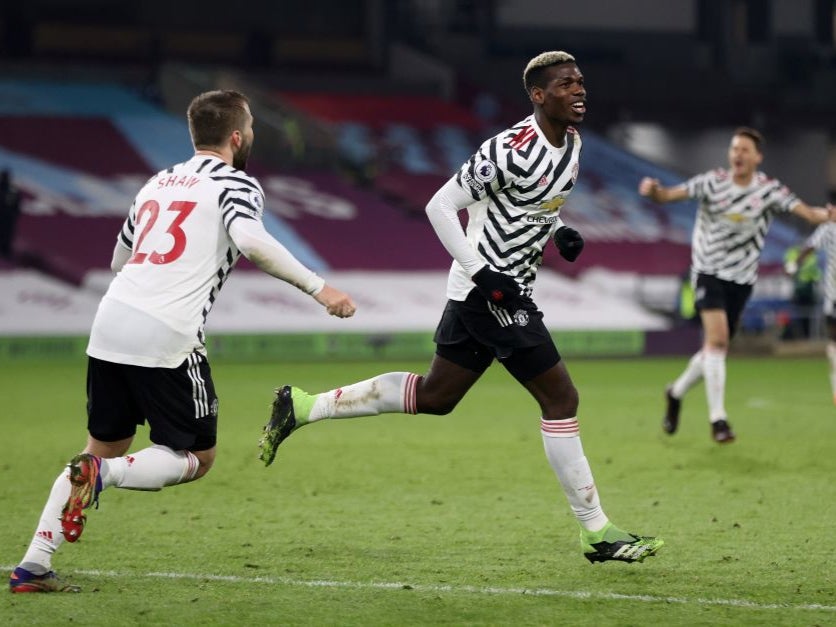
[229,217,355,317]
[791,201,836,225]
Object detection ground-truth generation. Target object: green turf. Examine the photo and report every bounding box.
[2,356,835,625]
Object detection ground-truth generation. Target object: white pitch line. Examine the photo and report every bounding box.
[7,565,835,613]
[745,397,773,409]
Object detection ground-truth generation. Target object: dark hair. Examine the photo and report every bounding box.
[187,90,250,149]
[733,127,764,152]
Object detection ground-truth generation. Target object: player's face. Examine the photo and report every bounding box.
[232,105,255,170]
[727,134,762,179]
[534,63,586,125]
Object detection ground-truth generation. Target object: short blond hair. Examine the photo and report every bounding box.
[523,51,576,92]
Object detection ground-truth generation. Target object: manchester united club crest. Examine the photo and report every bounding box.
[513,309,529,327]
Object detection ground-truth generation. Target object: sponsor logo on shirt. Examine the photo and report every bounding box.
[539,196,567,212]
[725,213,749,223]
[525,215,561,224]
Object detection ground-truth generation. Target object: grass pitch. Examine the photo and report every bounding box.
[1,356,835,625]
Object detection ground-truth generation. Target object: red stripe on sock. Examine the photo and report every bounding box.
[185,451,199,481]
[404,374,413,414]
[540,418,579,437]
[404,373,418,414]
[411,373,419,414]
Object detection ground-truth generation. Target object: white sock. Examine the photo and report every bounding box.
[541,418,609,532]
[17,447,199,574]
[18,468,71,574]
[703,348,728,422]
[826,342,836,399]
[101,445,200,490]
[309,372,420,421]
[670,350,704,399]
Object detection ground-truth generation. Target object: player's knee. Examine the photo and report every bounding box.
[542,385,579,420]
[416,391,460,415]
[192,461,213,480]
[190,449,215,480]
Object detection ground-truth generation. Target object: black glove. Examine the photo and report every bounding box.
[554,226,584,262]
[472,267,520,307]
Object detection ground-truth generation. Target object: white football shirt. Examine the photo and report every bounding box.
[87,155,263,367]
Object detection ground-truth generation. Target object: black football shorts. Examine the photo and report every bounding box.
[434,288,560,382]
[86,353,218,451]
[693,273,753,338]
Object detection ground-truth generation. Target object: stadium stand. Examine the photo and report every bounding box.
[0,0,830,353]
[0,80,459,276]
[273,90,805,281]
[0,75,812,334]
[0,78,677,337]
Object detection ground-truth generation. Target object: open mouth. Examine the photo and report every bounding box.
[571,102,586,114]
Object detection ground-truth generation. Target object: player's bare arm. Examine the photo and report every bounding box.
[638,177,689,203]
[790,201,836,224]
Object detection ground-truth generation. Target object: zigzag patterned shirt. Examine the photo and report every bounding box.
[686,169,798,285]
[447,114,581,301]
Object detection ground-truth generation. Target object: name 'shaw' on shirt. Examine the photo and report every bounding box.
[157,175,201,190]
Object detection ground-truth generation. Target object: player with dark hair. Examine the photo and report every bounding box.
[9,90,356,593]
[639,127,835,443]
[260,51,664,565]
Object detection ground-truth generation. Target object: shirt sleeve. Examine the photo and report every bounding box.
[117,200,137,251]
[453,137,507,202]
[685,171,711,200]
[110,240,132,272]
[425,176,486,276]
[769,180,799,213]
[228,216,325,296]
[220,176,266,232]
